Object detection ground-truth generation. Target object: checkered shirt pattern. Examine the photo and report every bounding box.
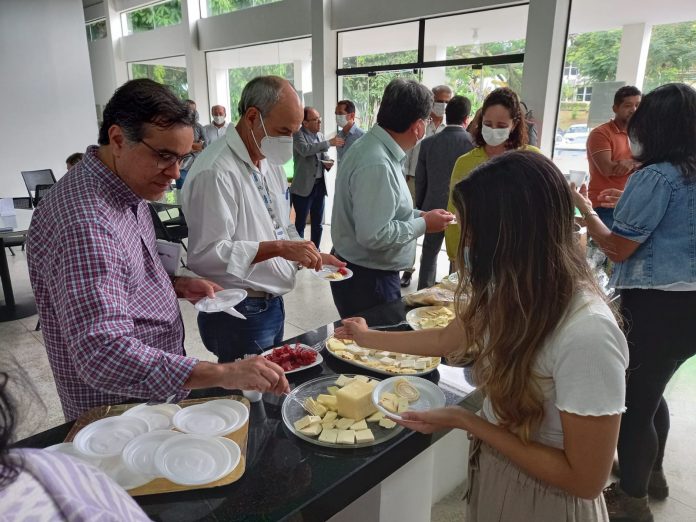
[26,146,197,421]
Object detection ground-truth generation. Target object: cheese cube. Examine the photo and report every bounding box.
[382,392,398,403]
[378,351,391,357]
[327,386,340,396]
[366,411,385,422]
[342,352,355,360]
[399,359,415,369]
[299,423,322,436]
[354,429,375,443]
[335,417,356,430]
[317,394,338,410]
[335,381,378,421]
[327,338,346,352]
[354,375,370,383]
[321,420,336,429]
[293,415,313,430]
[380,397,397,413]
[414,360,427,370]
[322,411,337,423]
[379,418,397,429]
[397,398,410,413]
[417,357,432,366]
[335,374,353,387]
[350,419,368,431]
[336,430,356,445]
[319,428,338,444]
[379,357,395,365]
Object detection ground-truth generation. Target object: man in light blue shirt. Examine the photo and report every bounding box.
[331,79,454,318]
[335,100,365,162]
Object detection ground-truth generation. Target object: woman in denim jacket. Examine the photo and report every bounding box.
[572,83,696,522]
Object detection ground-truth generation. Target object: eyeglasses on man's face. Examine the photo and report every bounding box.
[140,140,194,170]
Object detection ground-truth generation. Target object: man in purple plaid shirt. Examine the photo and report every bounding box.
[26,79,289,421]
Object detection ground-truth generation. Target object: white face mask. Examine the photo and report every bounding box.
[432,102,447,118]
[212,115,226,125]
[336,114,348,128]
[629,136,642,157]
[481,124,511,147]
[252,113,294,165]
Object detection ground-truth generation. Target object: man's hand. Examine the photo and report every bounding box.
[329,136,345,147]
[174,277,223,304]
[318,253,346,270]
[279,240,323,270]
[597,188,624,208]
[218,357,290,394]
[423,209,455,233]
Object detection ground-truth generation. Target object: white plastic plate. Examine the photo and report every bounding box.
[309,265,353,282]
[45,442,103,467]
[122,430,182,477]
[73,416,150,458]
[216,437,242,478]
[201,399,249,433]
[101,456,152,490]
[195,288,248,313]
[122,403,181,430]
[371,375,446,421]
[405,306,455,331]
[172,403,241,437]
[261,344,324,374]
[154,434,232,486]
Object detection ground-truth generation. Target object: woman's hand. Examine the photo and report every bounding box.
[570,183,594,216]
[395,406,472,434]
[334,317,369,344]
[597,188,623,208]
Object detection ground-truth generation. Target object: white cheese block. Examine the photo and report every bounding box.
[335,381,378,421]
[299,423,322,436]
[322,411,337,423]
[336,430,356,445]
[414,360,427,370]
[293,415,313,430]
[335,374,353,387]
[379,418,397,429]
[350,419,368,431]
[399,359,415,369]
[319,428,338,444]
[379,357,395,365]
[366,411,385,422]
[397,398,410,413]
[417,357,432,366]
[335,417,356,430]
[354,429,375,443]
[354,375,370,383]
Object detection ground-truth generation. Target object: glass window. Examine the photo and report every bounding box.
[121,0,182,36]
[643,20,696,92]
[203,0,281,17]
[207,38,311,179]
[129,57,188,100]
[86,19,107,41]
[338,23,419,69]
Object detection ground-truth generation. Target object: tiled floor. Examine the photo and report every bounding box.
[2,229,694,521]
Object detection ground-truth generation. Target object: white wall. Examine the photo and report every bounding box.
[0,0,98,197]
[89,37,116,117]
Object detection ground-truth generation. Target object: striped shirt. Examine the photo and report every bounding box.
[26,146,197,421]
[0,449,150,521]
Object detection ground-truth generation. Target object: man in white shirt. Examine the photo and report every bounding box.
[182,76,344,362]
[400,84,453,287]
[203,105,228,145]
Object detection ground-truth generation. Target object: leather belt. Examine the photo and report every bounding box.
[244,289,274,299]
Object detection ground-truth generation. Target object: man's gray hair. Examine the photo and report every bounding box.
[432,85,453,96]
[238,76,288,117]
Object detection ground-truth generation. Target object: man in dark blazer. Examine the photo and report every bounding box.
[415,95,474,289]
[291,107,344,248]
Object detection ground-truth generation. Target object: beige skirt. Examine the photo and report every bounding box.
[465,438,609,522]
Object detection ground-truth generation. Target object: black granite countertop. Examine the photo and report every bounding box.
[15,299,481,522]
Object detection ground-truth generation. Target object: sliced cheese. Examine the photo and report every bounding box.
[319,428,338,444]
[366,411,385,422]
[354,375,370,383]
[379,418,397,429]
[317,394,338,410]
[379,357,395,365]
[336,430,356,445]
[350,419,368,431]
[335,374,353,387]
[354,429,375,443]
[293,415,313,430]
[397,398,410,413]
[334,417,356,430]
[327,386,340,396]
[322,411,337,423]
[299,423,322,436]
[304,397,327,417]
[327,338,346,352]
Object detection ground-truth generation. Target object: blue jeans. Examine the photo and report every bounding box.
[197,296,284,363]
[329,252,401,318]
[593,206,614,229]
[291,179,326,249]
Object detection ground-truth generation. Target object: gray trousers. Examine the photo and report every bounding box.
[417,231,445,289]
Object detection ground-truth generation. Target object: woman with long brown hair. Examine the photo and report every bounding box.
[336,151,628,521]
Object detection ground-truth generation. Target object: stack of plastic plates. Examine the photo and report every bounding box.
[172,400,248,437]
[73,417,150,458]
[123,403,181,430]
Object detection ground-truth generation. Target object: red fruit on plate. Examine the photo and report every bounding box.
[337,267,348,276]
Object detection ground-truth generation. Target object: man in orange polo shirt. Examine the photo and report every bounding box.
[586,85,642,228]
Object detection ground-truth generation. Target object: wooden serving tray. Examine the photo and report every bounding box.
[64,395,250,496]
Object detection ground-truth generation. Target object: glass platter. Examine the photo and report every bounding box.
[281,374,404,449]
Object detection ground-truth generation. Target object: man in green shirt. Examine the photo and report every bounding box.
[330,79,454,318]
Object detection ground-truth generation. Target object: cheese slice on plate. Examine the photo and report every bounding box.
[336,430,356,445]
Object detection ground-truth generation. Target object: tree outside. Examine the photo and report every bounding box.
[130,63,189,100]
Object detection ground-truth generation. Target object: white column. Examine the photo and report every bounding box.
[521,0,572,156]
[182,0,210,123]
[615,23,652,89]
[310,0,338,224]
[422,45,447,88]
[105,0,129,87]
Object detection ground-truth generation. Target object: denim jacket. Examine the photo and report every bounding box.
[610,162,696,288]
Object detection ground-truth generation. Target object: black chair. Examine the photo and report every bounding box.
[21,169,56,207]
[4,198,32,256]
[148,203,188,267]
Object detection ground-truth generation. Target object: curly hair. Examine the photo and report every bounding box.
[471,87,528,149]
